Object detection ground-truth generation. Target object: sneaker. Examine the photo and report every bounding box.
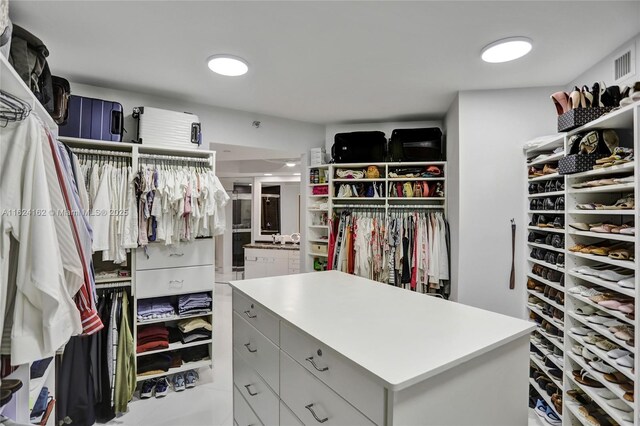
[185,370,199,389]
[155,377,169,398]
[545,406,561,425]
[173,373,186,392]
[140,379,156,399]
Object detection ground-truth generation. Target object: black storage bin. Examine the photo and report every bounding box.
[331,131,386,163]
[558,107,615,132]
[558,153,608,175]
[388,128,444,161]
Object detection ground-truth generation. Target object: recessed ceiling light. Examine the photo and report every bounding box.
[481,37,532,63]
[285,162,296,167]
[264,173,273,176]
[207,54,249,76]
[293,173,301,176]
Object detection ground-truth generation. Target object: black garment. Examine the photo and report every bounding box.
[182,346,209,363]
[56,337,96,426]
[168,327,182,344]
[137,354,171,375]
[94,293,115,423]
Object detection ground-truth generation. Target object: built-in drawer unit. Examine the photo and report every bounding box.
[280,401,303,426]
[233,312,280,392]
[280,351,376,426]
[232,290,279,345]
[234,349,279,426]
[234,385,263,426]
[280,322,384,424]
[135,238,213,270]
[135,265,214,298]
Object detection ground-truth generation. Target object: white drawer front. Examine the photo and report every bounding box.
[233,291,279,345]
[136,265,214,298]
[135,238,213,270]
[281,322,384,424]
[246,248,290,259]
[280,401,303,426]
[234,349,279,426]
[233,312,279,392]
[234,385,263,426]
[280,351,376,426]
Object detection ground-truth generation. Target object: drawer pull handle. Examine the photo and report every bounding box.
[243,310,257,319]
[169,279,184,287]
[305,404,328,423]
[244,384,258,396]
[244,342,257,353]
[169,252,185,257]
[305,357,328,372]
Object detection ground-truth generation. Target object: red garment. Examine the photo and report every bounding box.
[327,218,335,270]
[45,132,103,334]
[411,214,418,291]
[347,224,355,275]
[138,325,169,340]
[136,340,169,354]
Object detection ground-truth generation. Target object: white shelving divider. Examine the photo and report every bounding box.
[524,133,566,423]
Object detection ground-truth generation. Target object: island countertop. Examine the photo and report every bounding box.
[229,270,534,391]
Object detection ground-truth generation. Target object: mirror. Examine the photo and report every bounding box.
[252,176,301,242]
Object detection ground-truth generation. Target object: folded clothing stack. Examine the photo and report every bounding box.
[182,346,210,363]
[137,298,176,321]
[178,293,212,316]
[137,325,170,354]
[137,353,172,376]
[178,317,212,344]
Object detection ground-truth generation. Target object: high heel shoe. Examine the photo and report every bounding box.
[551,91,570,115]
[581,85,593,107]
[569,86,582,110]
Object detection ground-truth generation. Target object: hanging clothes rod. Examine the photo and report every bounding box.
[70,147,132,157]
[138,153,210,163]
[332,204,386,209]
[388,205,445,209]
[95,281,132,289]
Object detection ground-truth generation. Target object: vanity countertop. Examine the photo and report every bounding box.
[244,243,301,251]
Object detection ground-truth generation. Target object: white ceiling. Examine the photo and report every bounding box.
[10,1,640,124]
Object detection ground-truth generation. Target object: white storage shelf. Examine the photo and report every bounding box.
[528,190,565,198]
[527,151,565,166]
[136,339,213,357]
[136,359,212,382]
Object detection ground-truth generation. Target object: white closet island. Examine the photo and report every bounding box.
[230,271,535,426]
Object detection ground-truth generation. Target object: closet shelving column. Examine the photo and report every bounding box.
[562,103,638,426]
[306,164,330,272]
[523,134,566,424]
[59,137,217,397]
[0,54,58,426]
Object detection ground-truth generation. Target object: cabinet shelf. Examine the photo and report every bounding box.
[527,226,565,234]
[528,190,564,198]
[567,229,635,243]
[308,252,328,257]
[528,173,561,182]
[137,311,213,326]
[567,271,635,298]
[137,339,212,357]
[569,182,634,194]
[566,162,634,179]
[136,359,212,382]
[527,152,565,167]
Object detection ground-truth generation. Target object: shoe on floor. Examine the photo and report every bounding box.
[185,370,199,389]
[140,379,156,399]
[173,373,186,392]
[155,377,169,398]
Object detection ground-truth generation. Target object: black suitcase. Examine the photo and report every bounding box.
[59,95,123,142]
[331,131,386,163]
[389,128,444,161]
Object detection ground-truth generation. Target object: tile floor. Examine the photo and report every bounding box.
[106,282,542,426]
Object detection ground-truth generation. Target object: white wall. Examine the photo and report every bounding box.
[324,120,443,154]
[568,33,640,89]
[444,96,460,301]
[451,86,561,319]
[69,82,326,154]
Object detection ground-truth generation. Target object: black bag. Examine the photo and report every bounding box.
[389,128,444,161]
[9,25,53,114]
[331,131,386,163]
[51,76,70,125]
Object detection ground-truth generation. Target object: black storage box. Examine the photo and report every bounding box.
[388,127,444,161]
[331,131,386,163]
[558,107,615,132]
[558,153,608,175]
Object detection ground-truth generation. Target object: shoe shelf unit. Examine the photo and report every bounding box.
[525,134,566,425]
[304,161,447,273]
[526,102,640,426]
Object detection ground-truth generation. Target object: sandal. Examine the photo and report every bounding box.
[603,371,628,384]
[573,369,605,388]
[608,248,631,260]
